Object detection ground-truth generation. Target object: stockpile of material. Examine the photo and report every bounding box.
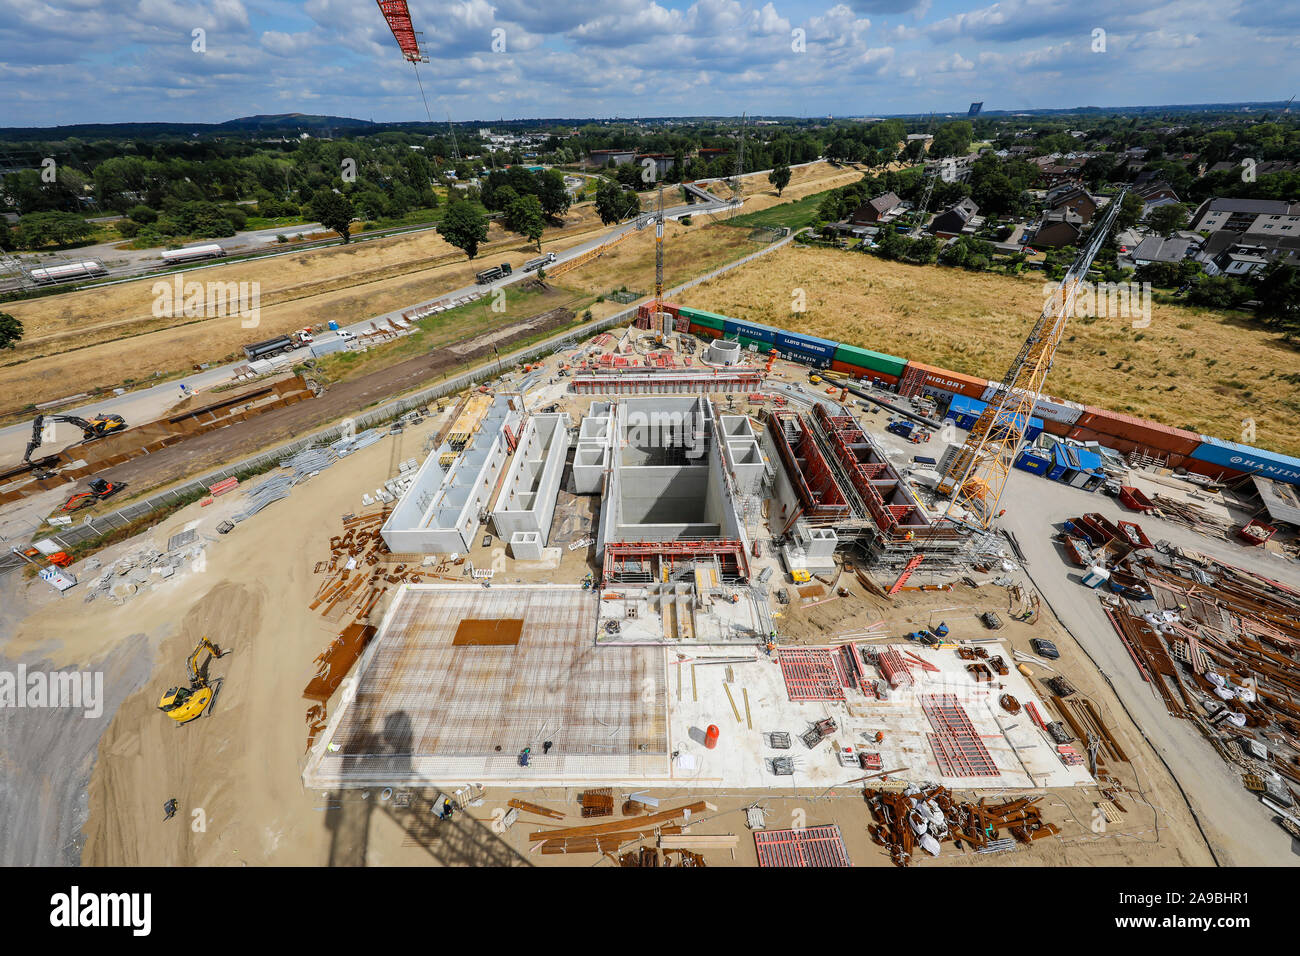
[864,784,1059,867]
[1102,545,1300,831]
[527,800,721,857]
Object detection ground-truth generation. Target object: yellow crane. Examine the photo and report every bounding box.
[157,636,228,724]
[938,189,1128,525]
[889,189,1128,595]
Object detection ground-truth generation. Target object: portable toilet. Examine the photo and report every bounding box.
[1082,566,1109,589]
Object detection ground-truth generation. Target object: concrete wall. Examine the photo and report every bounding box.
[492,412,570,544]
[382,393,523,554]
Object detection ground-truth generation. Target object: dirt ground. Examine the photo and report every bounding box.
[675,244,1300,458]
[0,375,1212,867]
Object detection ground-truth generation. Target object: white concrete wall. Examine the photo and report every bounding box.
[382,393,522,554]
[492,413,571,544]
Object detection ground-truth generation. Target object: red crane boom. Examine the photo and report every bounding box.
[375,0,426,62]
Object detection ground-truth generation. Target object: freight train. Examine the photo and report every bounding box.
[637,301,1300,488]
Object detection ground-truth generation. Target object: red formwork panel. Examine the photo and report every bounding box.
[921,693,1000,777]
[754,824,853,868]
[777,648,845,702]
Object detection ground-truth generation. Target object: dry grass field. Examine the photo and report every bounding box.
[0,162,865,420]
[0,207,614,418]
[676,244,1300,457]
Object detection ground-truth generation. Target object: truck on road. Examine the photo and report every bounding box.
[242,331,311,361]
[523,252,556,272]
[474,262,513,284]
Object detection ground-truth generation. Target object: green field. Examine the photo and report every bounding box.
[723,189,832,230]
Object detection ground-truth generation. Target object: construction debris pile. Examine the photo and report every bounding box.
[1100,543,1300,836]
[81,537,208,605]
[865,784,1060,866]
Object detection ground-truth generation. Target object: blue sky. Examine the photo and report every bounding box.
[0,0,1293,127]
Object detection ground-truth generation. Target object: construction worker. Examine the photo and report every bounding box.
[163,799,178,821]
[996,509,1007,519]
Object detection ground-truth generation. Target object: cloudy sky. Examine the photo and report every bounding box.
[0,0,1293,127]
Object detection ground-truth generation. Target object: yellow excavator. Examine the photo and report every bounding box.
[158,637,228,724]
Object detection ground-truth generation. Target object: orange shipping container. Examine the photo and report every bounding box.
[1074,407,1201,457]
[904,362,989,399]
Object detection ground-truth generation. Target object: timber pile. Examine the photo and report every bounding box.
[1102,547,1300,814]
[528,801,716,856]
[864,786,1059,867]
[1148,494,1231,537]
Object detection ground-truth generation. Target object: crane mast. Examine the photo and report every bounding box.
[654,183,665,317]
[937,188,1129,528]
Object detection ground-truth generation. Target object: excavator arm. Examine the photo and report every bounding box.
[22,413,126,464]
[186,637,224,686]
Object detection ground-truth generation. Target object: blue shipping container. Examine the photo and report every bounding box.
[947,395,1044,442]
[775,331,838,362]
[1189,436,1300,486]
[722,318,776,344]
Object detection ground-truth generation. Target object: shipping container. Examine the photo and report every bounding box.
[906,362,989,400]
[1074,407,1201,457]
[830,359,900,386]
[775,331,838,362]
[689,323,723,340]
[979,385,1085,425]
[946,394,1044,441]
[736,335,772,352]
[677,307,725,330]
[722,318,776,343]
[1188,436,1300,486]
[833,344,906,379]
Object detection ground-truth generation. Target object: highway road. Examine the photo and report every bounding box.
[0,192,738,466]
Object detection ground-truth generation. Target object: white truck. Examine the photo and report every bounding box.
[523,252,557,272]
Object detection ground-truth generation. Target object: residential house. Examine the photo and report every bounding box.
[1131,235,1199,267]
[1189,198,1300,234]
[849,192,903,225]
[929,198,980,237]
[1031,209,1084,248]
[1198,231,1300,276]
[1045,182,1097,223]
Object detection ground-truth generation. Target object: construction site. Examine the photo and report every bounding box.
[3,154,1296,877]
[1,16,1298,877]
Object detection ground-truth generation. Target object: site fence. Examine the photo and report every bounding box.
[0,229,796,581]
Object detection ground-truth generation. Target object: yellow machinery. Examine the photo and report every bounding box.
[158,637,227,724]
[790,569,812,584]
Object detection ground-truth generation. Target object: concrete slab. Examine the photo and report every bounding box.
[666,642,1093,791]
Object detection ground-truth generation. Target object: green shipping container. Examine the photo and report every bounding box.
[737,335,773,352]
[833,343,906,378]
[678,307,725,330]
